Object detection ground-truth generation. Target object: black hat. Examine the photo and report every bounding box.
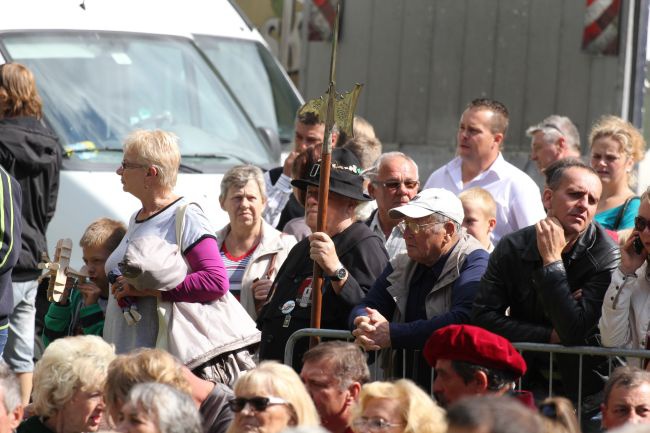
[291,148,371,201]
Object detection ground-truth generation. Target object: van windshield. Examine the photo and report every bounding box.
[1,31,274,170]
[194,35,301,147]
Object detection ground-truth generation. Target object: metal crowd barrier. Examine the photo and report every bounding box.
[284,328,650,421]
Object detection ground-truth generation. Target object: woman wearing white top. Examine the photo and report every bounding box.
[599,187,650,368]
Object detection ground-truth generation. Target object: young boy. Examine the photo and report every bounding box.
[42,218,126,346]
[458,187,497,252]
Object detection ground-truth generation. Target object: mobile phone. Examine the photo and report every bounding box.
[634,236,644,255]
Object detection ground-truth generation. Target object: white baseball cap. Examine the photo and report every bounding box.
[388,188,464,224]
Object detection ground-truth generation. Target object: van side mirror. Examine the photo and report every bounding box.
[257,127,281,162]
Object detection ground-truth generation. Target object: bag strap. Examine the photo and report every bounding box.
[175,204,188,252]
[613,196,638,231]
[263,253,278,280]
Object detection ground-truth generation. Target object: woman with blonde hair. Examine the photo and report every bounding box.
[350,379,446,433]
[217,165,296,319]
[227,361,319,433]
[18,335,115,433]
[590,115,647,231]
[104,129,258,385]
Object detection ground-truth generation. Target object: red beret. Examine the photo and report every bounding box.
[423,324,527,377]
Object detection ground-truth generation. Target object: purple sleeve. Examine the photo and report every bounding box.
[161,236,230,303]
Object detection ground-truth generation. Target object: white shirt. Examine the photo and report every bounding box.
[367,210,406,260]
[262,171,292,228]
[423,153,545,242]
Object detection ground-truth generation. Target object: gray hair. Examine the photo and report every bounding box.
[302,341,370,390]
[603,366,650,407]
[0,363,20,413]
[526,115,581,153]
[126,382,202,433]
[219,164,266,201]
[363,151,419,182]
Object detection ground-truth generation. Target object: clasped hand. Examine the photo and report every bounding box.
[352,307,391,350]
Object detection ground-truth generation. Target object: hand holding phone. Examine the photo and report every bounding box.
[634,236,644,255]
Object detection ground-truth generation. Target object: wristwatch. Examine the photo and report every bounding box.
[329,266,348,281]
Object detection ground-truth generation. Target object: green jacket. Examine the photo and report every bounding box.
[42,288,105,347]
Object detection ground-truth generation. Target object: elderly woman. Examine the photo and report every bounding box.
[217,165,296,319]
[227,361,319,433]
[349,379,446,433]
[118,382,202,433]
[590,115,646,231]
[104,129,256,385]
[17,335,115,433]
[257,148,389,365]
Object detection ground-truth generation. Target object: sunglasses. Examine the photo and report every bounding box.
[635,216,650,232]
[374,180,419,191]
[227,396,290,413]
[539,402,558,420]
[352,417,404,432]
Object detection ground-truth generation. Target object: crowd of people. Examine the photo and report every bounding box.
[2,61,650,433]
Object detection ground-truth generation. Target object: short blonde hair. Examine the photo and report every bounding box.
[458,187,497,219]
[227,361,320,433]
[79,218,126,252]
[350,380,446,433]
[32,335,115,418]
[104,349,191,414]
[589,115,646,163]
[123,130,181,190]
[0,63,43,118]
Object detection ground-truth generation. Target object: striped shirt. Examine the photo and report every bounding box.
[220,242,259,301]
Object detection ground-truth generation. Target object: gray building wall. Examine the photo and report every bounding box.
[300,0,628,182]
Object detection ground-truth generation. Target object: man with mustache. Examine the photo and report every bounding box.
[471,157,620,404]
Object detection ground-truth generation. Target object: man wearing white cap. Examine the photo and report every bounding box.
[350,188,489,388]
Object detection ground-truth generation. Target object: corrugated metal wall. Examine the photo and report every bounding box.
[301,0,627,181]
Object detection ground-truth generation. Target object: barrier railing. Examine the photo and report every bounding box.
[284,328,650,421]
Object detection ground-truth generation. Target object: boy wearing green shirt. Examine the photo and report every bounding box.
[42,218,126,346]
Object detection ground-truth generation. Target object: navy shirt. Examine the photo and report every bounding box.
[350,247,489,350]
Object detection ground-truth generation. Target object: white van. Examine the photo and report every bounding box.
[0,0,302,267]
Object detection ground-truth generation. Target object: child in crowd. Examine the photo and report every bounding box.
[42,218,126,346]
[458,187,497,252]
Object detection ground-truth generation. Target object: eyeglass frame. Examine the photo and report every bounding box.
[372,179,420,191]
[352,417,405,432]
[398,218,445,235]
[120,160,148,170]
[227,396,291,413]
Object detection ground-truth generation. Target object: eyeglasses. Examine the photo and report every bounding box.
[227,396,291,413]
[635,216,650,233]
[352,417,404,432]
[373,180,419,191]
[398,220,442,235]
[120,160,147,170]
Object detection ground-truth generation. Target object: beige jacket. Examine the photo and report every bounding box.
[217,220,297,319]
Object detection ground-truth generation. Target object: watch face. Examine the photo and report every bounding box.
[336,267,347,280]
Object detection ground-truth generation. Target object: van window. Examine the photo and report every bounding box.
[1,31,274,171]
[194,35,301,146]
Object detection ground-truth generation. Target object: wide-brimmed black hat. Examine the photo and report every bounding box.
[291,148,371,201]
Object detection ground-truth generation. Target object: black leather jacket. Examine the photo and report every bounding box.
[472,222,619,344]
[471,222,620,399]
